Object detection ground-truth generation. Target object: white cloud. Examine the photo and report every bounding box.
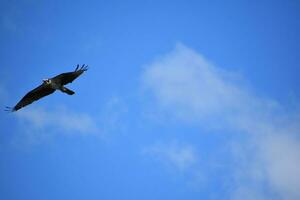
[231,186,268,200]
[260,134,300,200]
[98,96,129,136]
[142,43,300,199]
[3,90,131,146]
[143,43,280,125]
[16,106,99,135]
[144,141,198,172]
[12,95,130,144]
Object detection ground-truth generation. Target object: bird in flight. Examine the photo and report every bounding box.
[5,64,88,112]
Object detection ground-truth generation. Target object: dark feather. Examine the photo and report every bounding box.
[75,64,79,71]
[12,84,55,111]
[7,64,88,112]
[52,64,88,85]
[4,106,13,112]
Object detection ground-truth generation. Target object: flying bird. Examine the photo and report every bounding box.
[5,64,88,112]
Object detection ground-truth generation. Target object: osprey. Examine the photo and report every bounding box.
[5,64,88,112]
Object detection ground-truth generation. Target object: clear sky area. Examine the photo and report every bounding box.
[1,0,300,199]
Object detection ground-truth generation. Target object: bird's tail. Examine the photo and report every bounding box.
[60,86,75,95]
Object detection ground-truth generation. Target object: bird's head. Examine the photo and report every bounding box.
[43,79,51,84]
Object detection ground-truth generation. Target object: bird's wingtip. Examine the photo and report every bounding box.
[75,64,88,72]
[80,64,88,71]
[75,64,80,72]
[74,64,89,72]
[4,106,15,112]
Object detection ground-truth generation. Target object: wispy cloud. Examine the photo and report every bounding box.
[11,95,130,144]
[142,43,279,126]
[143,141,198,172]
[16,106,99,135]
[98,96,129,136]
[142,43,300,199]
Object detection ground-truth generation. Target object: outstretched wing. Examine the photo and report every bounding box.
[52,64,88,85]
[9,84,55,111]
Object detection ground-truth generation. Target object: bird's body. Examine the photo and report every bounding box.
[43,78,73,94]
[6,64,88,112]
[47,79,61,90]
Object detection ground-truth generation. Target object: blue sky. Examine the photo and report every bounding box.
[1,0,300,199]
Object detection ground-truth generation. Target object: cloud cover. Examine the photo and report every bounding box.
[16,106,99,136]
[144,141,198,172]
[142,43,300,199]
